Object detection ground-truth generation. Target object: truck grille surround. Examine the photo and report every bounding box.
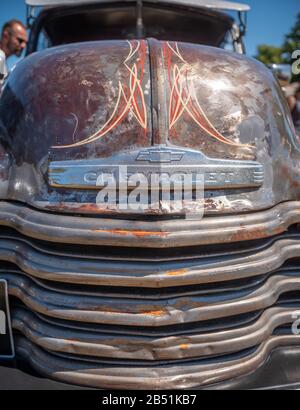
[2,201,300,389]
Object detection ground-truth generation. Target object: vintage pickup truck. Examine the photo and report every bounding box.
[0,0,300,390]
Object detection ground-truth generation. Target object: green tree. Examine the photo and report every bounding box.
[255,45,284,64]
[255,12,300,80]
[282,12,300,61]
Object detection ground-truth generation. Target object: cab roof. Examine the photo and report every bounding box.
[25,0,250,12]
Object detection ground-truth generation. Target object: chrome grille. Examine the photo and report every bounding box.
[1,203,300,389]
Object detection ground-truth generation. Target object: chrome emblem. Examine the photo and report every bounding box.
[48,147,264,190]
[136,149,185,163]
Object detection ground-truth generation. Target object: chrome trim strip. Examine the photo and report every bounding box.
[5,273,300,326]
[16,336,300,389]
[12,307,298,361]
[0,201,299,247]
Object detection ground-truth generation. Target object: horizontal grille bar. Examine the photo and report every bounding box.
[0,200,299,247]
[12,307,299,361]
[15,335,300,389]
[0,231,300,287]
[5,272,300,326]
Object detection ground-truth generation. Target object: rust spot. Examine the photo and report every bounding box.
[166,268,188,276]
[65,338,82,343]
[44,203,114,214]
[229,225,283,243]
[91,229,168,238]
[142,310,165,316]
[280,165,300,190]
[281,165,289,176]
[179,344,189,350]
[82,306,122,313]
[291,180,300,189]
[77,204,120,214]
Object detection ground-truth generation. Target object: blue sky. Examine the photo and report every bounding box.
[0,0,299,68]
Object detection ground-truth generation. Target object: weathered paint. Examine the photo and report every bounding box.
[0,39,299,215]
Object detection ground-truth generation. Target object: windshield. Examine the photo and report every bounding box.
[28,3,234,52]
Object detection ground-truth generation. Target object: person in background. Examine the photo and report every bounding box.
[265,65,300,135]
[288,86,300,135]
[0,20,27,89]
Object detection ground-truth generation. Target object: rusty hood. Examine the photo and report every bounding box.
[0,39,299,215]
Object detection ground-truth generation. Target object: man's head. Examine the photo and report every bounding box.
[1,20,27,58]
